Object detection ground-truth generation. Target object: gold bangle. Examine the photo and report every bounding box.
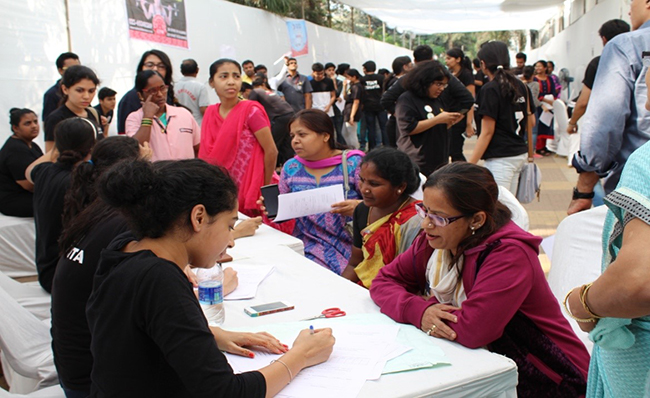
[563,289,597,323]
[580,283,602,319]
[271,359,292,384]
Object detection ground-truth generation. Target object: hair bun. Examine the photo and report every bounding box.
[98,159,157,209]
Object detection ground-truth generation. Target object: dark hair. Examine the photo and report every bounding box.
[241,82,253,92]
[311,62,324,72]
[424,162,511,277]
[98,87,117,100]
[252,72,270,89]
[287,57,297,63]
[208,58,242,80]
[392,56,412,75]
[446,48,472,71]
[61,136,140,238]
[362,147,420,199]
[522,65,535,81]
[61,65,100,90]
[413,45,434,62]
[378,68,390,75]
[477,41,521,103]
[403,60,451,98]
[98,159,238,239]
[598,19,630,42]
[346,68,362,80]
[547,61,555,69]
[472,58,481,69]
[136,50,173,86]
[515,52,527,62]
[288,109,340,150]
[180,59,199,75]
[9,108,36,129]
[254,64,267,73]
[242,60,254,67]
[56,52,79,70]
[54,118,96,166]
[535,60,548,68]
[324,62,336,70]
[135,70,165,93]
[59,200,119,258]
[362,60,377,72]
[335,63,350,76]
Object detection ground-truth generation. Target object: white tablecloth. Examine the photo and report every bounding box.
[0,214,36,277]
[222,246,518,398]
[227,213,304,260]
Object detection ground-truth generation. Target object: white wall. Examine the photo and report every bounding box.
[0,0,409,144]
[527,0,630,101]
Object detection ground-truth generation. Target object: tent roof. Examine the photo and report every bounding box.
[337,0,564,34]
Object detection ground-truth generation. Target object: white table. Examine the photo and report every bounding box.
[222,245,518,398]
[227,213,304,261]
[0,214,36,277]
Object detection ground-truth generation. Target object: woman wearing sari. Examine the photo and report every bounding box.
[342,147,422,288]
[564,71,650,397]
[200,59,278,217]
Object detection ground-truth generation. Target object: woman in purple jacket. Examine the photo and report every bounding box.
[370,162,589,397]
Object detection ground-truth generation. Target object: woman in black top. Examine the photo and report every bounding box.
[87,159,334,397]
[445,48,476,162]
[43,66,104,153]
[395,61,462,176]
[26,117,96,292]
[469,41,531,194]
[342,68,364,148]
[0,108,43,217]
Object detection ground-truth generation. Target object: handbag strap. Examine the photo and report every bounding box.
[525,87,535,163]
[341,149,350,200]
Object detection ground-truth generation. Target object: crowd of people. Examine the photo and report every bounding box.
[0,1,649,396]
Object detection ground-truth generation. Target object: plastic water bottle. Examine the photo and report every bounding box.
[197,265,225,326]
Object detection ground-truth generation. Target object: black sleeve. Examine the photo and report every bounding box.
[458,69,474,87]
[381,79,406,114]
[351,84,363,101]
[30,162,50,186]
[352,203,370,248]
[6,146,34,181]
[395,94,420,136]
[117,90,141,134]
[137,264,266,397]
[477,84,500,119]
[42,86,60,122]
[442,76,474,111]
[326,79,335,92]
[44,112,61,142]
[582,57,600,90]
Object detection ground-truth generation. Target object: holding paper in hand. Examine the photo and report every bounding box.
[273,184,345,222]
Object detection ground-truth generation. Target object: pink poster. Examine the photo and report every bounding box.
[126,0,189,49]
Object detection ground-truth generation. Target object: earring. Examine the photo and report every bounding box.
[470,226,476,236]
[397,190,402,194]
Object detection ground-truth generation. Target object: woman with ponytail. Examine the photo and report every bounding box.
[468,41,532,194]
[445,48,476,161]
[26,117,96,292]
[371,162,589,396]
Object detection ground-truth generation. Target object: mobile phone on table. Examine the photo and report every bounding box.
[643,51,650,67]
[244,301,294,317]
[260,184,280,219]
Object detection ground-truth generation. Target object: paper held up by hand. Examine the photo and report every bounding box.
[539,110,554,127]
[273,184,344,222]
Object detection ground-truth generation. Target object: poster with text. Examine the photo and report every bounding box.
[286,20,308,57]
[126,0,188,48]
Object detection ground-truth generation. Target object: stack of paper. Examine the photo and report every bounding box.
[223,261,274,301]
[274,184,345,222]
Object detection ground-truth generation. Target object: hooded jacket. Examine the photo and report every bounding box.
[370,221,590,397]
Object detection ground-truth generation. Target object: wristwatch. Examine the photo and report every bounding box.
[572,187,595,200]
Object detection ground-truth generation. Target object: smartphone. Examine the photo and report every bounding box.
[244,301,294,317]
[260,184,280,219]
[458,108,470,115]
[643,51,650,68]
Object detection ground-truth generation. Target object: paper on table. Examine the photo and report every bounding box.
[367,343,412,380]
[382,323,450,375]
[539,110,554,126]
[274,184,344,222]
[223,261,275,300]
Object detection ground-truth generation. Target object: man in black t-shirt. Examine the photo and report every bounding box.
[361,60,387,150]
[567,19,630,134]
[310,63,340,142]
[94,87,117,134]
[42,53,81,122]
[512,52,526,77]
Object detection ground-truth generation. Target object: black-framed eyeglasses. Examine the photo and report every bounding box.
[415,202,465,227]
[142,85,169,96]
[144,62,167,70]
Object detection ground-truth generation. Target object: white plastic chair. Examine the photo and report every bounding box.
[552,100,571,159]
[0,285,57,393]
[0,385,64,398]
[497,186,529,231]
[0,272,50,321]
[546,205,608,353]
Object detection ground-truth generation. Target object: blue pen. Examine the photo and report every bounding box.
[309,325,314,335]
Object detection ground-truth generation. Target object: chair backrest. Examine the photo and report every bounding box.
[0,271,51,321]
[498,186,529,231]
[0,385,65,398]
[0,214,37,278]
[0,285,57,389]
[553,100,571,157]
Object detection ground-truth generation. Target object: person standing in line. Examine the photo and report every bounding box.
[360,60,388,149]
[532,60,558,156]
[512,52,527,77]
[445,48,476,162]
[325,62,346,145]
[309,63,337,119]
[385,56,412,148]
[342,69,364,149]
[94,87,117,134]
[42,52,80,122]
[277,58,313,112]
[241,59,255,84]
[547,61,562,98]
[174,59,211,126]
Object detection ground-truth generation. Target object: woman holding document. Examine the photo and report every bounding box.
[268,109,364,274]
[371,162,589,396]
[87,159,334,397]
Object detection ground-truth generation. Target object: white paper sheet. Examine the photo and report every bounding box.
[539,110,554,126]
[223,261,275,300]
[540,234,555,259]
[274,184,345,222]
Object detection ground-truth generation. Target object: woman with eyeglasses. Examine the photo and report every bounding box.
[395,61,462,177]
[125,70,200,161]
[370,162,590,396]
[117,49,176,134]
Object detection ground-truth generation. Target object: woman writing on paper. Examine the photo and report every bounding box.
[261,109,364,274]
[341,147,422,287]
[371,162,589,396]
[87,159,334,397]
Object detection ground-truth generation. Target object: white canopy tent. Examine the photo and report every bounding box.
[336,0,565,33]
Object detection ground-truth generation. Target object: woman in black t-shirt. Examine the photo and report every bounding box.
[469,41,531,195]
[342,68,364,148]
[395,60,462,177]
[0,108,43,217]
[445,48,476,162]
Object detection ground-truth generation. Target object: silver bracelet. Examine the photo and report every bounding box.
[271,359,293,384]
